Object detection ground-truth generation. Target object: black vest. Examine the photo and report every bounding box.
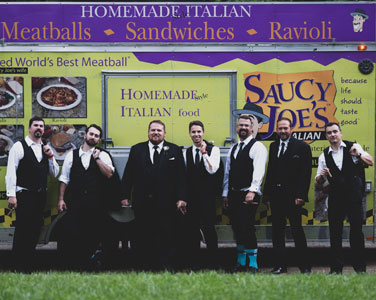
[324,140,365,196]
[68,148,106,199]
[186,145,216,199]
[229,139,257,191]
[16,139,49,190]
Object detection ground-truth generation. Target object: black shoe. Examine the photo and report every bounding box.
[248,267,259,274]
[230,263,247,273]
[271,267,287,274]
[354,267,366,274]
[300,268,311,274]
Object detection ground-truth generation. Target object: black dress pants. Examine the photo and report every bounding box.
[179,195,218,268]
[328,191,365,272]
[228,191,258,249]
[271,191,309,270]
[58,195,102,270]
[12,190,46,271]
[134,204,175,271]
[188,195,218,249]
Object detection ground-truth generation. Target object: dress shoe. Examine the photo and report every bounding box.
[354,267,366,274]
[230,263,247,273]
[248,267,259,274]
[300,268,311,274]
[271,267,287,274]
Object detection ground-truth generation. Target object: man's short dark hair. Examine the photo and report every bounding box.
[277,117,292,127]
[29,116,44,127]
[189,120,204,132]
[324,122,341,132]
[86,124,103,138]
[148,120,165,131]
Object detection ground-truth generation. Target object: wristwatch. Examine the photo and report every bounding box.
[95,157,100,161]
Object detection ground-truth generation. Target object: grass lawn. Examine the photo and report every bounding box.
[0,272,375,300]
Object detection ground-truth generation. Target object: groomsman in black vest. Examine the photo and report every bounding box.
[121,120,187,271]
[6,117,59,271]
[57,124,115,269]
[223,115,267,273]
[264,117,312,274]
[184,120,222,268]
[316,122,373,273]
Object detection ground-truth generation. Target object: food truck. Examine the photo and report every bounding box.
[0,2,375,244]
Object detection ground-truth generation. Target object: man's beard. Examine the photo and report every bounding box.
[150,134,162,144]
[86,138,97,147]
[33,130,42,138]
[238,129,249,139]
[279,133,289,141]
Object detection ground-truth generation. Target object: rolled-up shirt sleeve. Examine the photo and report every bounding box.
[5,142,23,197]
[49,157,60,178]
[222,147,233,197]
[99,151,115,172]
[352,143,365,155]
[315,153,326,180]
[203,146,220,174]
[58,151,73,185]
[248,142,268,195]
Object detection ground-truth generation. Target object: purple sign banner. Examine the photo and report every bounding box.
[0,3,374,43]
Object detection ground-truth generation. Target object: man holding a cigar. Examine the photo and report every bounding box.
[316,122,373,273]
[263,117,312,274]
[183,120,222,268]
[222,115,267,273]
[6,116,59,271]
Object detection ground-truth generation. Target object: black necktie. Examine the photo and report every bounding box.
[195,148,200,167]
[153,145,160,165]
[238,142,244,156]
[279,142,285,158]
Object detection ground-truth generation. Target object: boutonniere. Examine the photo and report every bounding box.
[163,145,169,156]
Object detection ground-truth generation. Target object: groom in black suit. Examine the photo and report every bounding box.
[121,120,187,271]
[264,117,312,274]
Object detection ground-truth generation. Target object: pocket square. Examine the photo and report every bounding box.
[169,157,175,160]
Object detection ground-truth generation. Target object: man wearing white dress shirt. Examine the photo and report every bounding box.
[316,122,373,273]
[222,116,268,273]
[183,120,222,268]
[57,124,114,269]
[263,118,312,274]
[120,120,187,271]
[6,116,59,271]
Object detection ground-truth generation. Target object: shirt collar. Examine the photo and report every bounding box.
[239,135,253,146]
[280,137,291,146]
[328,141,346,153]
[79,146,94,157]
[192,144,201,152]
[25,135,42,146]
[148,141,164,150]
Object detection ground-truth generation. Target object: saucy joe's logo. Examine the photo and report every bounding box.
[244,70,338,141]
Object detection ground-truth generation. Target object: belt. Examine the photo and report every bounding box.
[17,187,46,193]
[230,187,249,192]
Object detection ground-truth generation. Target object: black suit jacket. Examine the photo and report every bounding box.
[264,137,312,202]
[121,140,187,212]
